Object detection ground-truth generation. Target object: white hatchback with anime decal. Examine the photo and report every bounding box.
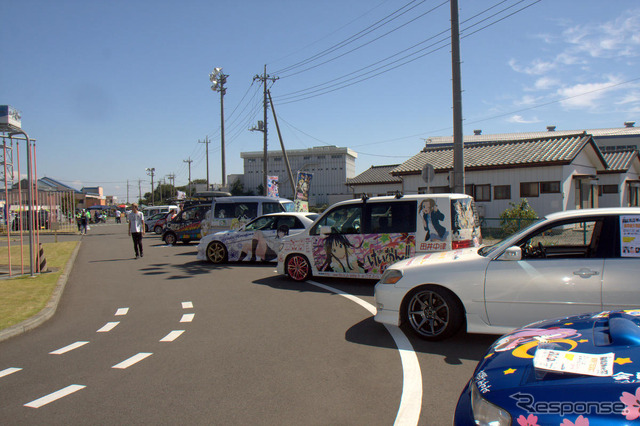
[277,194,481,281]
[197,212,318,264]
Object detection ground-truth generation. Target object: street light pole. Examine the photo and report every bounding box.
[210,67,228,188]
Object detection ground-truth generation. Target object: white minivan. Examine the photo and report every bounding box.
[201,196,294,237]
[277,194,481,281]
[142,205,179,218]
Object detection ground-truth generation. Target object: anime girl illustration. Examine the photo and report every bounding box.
[319,233,367,273]
[420,198,448,241]
[238,224,289,262]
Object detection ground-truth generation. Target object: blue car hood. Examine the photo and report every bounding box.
[471,311,640,424]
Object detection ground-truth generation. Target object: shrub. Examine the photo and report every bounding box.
[499,199,538,236]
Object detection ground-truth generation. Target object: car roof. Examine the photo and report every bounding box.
[545,207,640,220]
[328,193,472,208]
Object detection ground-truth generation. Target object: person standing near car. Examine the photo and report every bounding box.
[127,203,145,259]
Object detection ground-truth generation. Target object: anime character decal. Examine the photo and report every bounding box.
[312,233,416,276]
[319,233,367,273]
[237,225,290,262]
[420,198,448,242]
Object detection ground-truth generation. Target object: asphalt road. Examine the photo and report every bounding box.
[0,223,498,425]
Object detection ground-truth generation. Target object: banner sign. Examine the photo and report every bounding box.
[267,176,279,198]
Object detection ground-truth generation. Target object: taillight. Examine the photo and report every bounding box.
[452,240,472,249]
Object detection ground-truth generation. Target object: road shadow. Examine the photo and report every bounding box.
[345,316,499,363]
[252,275,377,298]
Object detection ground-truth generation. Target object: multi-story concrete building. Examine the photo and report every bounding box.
[240,146,357,206]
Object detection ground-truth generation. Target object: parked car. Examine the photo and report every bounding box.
[144,212,168,233]
[374,207,640,341]
[277,194,481,282]
[197,212,318,264]
[454,309,640,425]
[200,196,294,237]
[162,204,210,245]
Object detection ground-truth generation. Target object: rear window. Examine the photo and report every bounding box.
[263,202,285,214]
[451,198,482,246]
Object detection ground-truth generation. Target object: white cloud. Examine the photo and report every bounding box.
[556,76,623,110]
[534,77,560,90]
[507,115,540,124]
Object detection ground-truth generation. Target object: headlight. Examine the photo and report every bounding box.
[471,382,510,426]
[379,269,403,284]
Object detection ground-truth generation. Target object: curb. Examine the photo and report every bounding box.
[0,240,82,343]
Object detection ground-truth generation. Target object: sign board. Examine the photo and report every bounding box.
[421,163,435,184]
[0,105,22,131]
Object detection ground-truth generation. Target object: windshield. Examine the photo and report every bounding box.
[478,217,546,257]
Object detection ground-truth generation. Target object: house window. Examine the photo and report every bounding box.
[465,184,474,197]
[331,155,341,159]
[599,184,618,195]
[274,157,282,162]
[494,185,511,200]
[540,181,561,193]
[520,182,539,197]
[474,184,491,202]
[248,159,256,163]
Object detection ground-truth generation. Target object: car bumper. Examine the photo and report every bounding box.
[373,282,401,326]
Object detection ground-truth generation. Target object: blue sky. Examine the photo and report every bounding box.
[2,0,639,202]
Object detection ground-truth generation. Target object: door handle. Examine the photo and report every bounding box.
[573,268,599,278]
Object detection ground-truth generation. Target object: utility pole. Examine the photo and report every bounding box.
[199,136,210,189]
[267,90,295,195]
[450,0,465,194]
[146,167,155,206]
[138,179,142,204]
[126,180,130,204]
[183,157,193,197]
[253,65,278,196]
[167,173,175,200]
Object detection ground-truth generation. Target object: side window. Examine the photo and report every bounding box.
[519,219,603,259]
[263,202,285,214]
[311,205,362,235]
[214,203,233,219]
[365,201,416,233]
[277,216,303,230]
[244,216,276,231]
[235,203,258,220]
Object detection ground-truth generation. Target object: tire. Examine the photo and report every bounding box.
[286,254,311,282]
[154,225,163,234]
[206,241,227,264]
[145,224,150,232]
[164,232,177,245]
[402,286,464,341]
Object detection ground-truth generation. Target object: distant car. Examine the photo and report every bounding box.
[196,212,318,264]
[162,204,210,245]
[454,309,640,425]
[374,207,640,341]
[144,212,167,233]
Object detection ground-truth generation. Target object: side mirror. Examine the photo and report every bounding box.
[320,225,333,235]
[499,246,522,261]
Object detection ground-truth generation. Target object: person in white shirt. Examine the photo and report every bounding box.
[127,203,145,259]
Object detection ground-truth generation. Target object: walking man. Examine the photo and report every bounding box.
[127,203,145,259]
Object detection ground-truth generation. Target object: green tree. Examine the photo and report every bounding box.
[499,199,538,237]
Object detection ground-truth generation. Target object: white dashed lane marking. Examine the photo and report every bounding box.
[97,322,120,332]
[115,308,129,316]
[182,301,193,309]
[180,313,195,323]
[112,352,153,369]
[160,330,185,342]
[0,367,22,378]
[49,341,90,355]
[24,385,86,408]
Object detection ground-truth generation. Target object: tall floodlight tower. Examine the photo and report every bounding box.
[210,67,228,188]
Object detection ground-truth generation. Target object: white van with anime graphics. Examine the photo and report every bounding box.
[277,194,481,281]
